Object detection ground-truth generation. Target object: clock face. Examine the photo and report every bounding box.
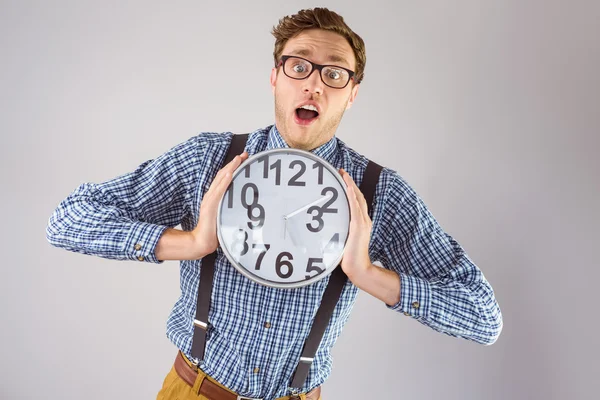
[217,148,350,288]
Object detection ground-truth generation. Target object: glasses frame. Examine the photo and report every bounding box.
[277,55,357,89]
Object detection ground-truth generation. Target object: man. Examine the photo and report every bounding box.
[46,7,503,400]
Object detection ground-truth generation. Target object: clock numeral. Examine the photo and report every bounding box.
[258,155,282,185]
[241,182,259,207]
[241,183,265,229]
[247,205,265,229]
[270,159,282,185]
[226,182,234,208]
[306,187,339,233]
[231,229,249,256]
[275,252,294,279]
[288,160,306,186]
[323,233,340,253]
[252,243,271,270]
[306,206,325,232]
[259,155,269,178]
[244,165,251,178]
[312,162,324,185]
[320,187,338,213]
[305,258,324,280]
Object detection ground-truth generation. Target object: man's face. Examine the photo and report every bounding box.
[270,29,360,151]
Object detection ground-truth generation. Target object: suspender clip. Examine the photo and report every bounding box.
[193,319,208,330]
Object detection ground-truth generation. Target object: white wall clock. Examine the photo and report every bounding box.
[217,148,350,289]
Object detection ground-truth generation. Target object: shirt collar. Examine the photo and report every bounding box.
[265,124,339,166]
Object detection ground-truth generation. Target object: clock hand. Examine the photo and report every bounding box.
[283,215,299,246]
[286,218,300,247]
[283,193,332,220]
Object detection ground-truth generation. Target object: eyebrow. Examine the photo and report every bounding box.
[289,48,350,67]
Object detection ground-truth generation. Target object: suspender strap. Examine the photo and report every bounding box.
[290,160,383,389]
[223,133,250,165]
[191,133,249,360]
[362,160,384,217]
[191,251,215,359]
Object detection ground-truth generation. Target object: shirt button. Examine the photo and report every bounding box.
[137,256,145,261]
[412,301,420,309]
[264,322,271,329]
[134,243,142,251]
[253,367,260,374]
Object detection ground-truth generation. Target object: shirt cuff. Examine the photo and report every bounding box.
[386,272,432,318]
[123,221,168,263]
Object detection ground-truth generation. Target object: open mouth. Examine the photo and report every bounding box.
[294,107,319,126]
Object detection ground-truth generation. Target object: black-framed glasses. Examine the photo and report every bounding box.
[277,55,356,89]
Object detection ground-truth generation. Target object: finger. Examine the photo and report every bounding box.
[221,168,235,188]
[342,169,367,205]
[213,172,233,200]
[346,185,364,223]
[341,169,369,223]
[340,168,358,192]
[355,188,369,223]
[226,152,249,172]
[211,153,248,190]
[218,152,248,185]
[204,171,233,207]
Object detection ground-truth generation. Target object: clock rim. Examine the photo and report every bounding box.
[216,147,351,289]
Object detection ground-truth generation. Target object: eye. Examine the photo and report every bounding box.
[327,69,342,80]
[292,63,307,73]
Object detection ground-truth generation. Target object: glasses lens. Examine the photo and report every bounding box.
[284,57,312,79]
[322,66,350,88]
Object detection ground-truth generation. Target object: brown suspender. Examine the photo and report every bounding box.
[289,158,382,389]
[190,133,383,390]
[190,133,249,360]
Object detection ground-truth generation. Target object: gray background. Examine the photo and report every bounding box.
[1,0,598,399]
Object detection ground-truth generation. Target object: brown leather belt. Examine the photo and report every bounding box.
[174,351,321,400]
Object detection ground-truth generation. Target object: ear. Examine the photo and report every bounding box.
[270,67,278,95]
[345,83,360,110]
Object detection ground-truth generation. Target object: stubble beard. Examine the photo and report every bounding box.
[274,93,348,151]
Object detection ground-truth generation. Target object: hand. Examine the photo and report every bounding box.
[339,168,373,281]
[283,193,333,220]
[190,152,249,258]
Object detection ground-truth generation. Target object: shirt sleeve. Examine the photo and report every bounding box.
[46,135,203,263]
[374,170,503,345]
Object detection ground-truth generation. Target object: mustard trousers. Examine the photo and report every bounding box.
[156,352,322,400]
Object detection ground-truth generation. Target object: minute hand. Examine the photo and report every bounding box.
[283,194,332,220]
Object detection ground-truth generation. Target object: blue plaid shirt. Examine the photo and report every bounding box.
[46,124,502,400]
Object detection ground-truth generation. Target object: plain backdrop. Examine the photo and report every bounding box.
[1,1,598,399]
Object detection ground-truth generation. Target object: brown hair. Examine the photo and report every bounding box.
[271,8,366,84]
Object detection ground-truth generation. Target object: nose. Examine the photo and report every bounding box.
[301,68,324,96]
